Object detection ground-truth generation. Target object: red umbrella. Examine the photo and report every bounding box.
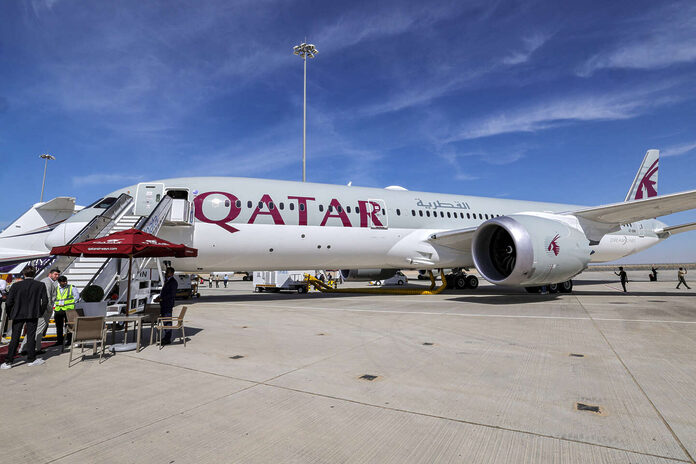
[51,229,197,312]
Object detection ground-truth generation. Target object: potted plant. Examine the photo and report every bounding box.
[76,284,107,317]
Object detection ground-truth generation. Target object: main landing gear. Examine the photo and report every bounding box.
[444,270,479,290]
[525,280,573,294]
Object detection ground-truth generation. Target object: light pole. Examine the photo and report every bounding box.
[39,153,55,202]
[293,42,318,182]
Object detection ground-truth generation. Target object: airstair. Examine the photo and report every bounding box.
[38,186,195,312]
[58,214,140,290]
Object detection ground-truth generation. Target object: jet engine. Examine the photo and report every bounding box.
[472,214,591,287]
[340,269,399,281]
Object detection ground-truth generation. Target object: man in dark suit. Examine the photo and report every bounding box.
[156,267,178,345]
[1,266,48,368]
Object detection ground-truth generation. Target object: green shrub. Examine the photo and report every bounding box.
[82,285,104,302]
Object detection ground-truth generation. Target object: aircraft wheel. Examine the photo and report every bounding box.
[455,276,467,289]
[525,286,540,294]
[397,280,405,285]
[548,283,559,294]
[297,285,307,294]
[559,280,573,293]
[466,275,479,289]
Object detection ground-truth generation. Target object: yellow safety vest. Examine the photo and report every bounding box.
[55,285,75,311]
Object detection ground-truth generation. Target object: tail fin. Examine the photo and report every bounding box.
[625,149,659,201]
[0,197,75,264]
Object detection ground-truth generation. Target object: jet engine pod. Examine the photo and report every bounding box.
[472,214,591,287]
[340,269,399,281]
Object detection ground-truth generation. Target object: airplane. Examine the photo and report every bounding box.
[2,149,695,293]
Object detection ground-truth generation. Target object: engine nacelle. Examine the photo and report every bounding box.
[472,214,591,287]
[340,269,398,282]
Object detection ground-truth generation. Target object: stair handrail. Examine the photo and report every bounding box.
[83,194,175,308]
[35,193,133,281]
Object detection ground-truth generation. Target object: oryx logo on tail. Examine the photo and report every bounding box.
[625,149,659,202]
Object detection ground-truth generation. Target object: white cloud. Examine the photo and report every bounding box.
[447,85,682,141]
[578,4,696,75]
[72,173,145,187]
[501,33,549,66]
[662,141,696,157]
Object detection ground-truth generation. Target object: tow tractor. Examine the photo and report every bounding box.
[253,270,310,293]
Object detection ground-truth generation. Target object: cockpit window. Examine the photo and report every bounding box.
[92,197,117,209]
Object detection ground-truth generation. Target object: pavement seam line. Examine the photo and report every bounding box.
[61,339,688,462]
[574,294,696,464]
[257,382,689,463]
[203,301,696,324]
[260,334,389,383]
[44,379,263,464]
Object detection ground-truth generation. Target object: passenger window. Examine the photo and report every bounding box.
[269,202,274,210]
[396,209,400,215]
[447,212,451,218]
[319,205,324,212]
[247,201,252,208]
[279,202,284,210]
[411,210,416,216]
[299,203,305,211]
[235,200,241,208]
[290,203,295,211]
[485,214,489,219]
[467,213,470,219]
[224,200,230,207]
[347,206,351,213]
[479,213,483,220]
[426,211,431,217]
[338,206,342,213]
[419,210,423,217]
[329,205,333,213]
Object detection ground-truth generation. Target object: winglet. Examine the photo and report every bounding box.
[625,149,659,202]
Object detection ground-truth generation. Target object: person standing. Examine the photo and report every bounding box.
[156,267,178,345]
[214,274,220,288]
[0,275,7,335]
[677,267,691,289]
[20,268,60,355]
[52,276,80,347]
[223,274,228,288]
[1,266,48,369]
[615,267,628,292]
[208,275,212,288]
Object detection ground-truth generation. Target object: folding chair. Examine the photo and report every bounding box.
[68,316,107,367]
[142,304,161,345]
[156,306,187,348]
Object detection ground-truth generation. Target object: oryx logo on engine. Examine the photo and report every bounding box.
[547,234,560,256]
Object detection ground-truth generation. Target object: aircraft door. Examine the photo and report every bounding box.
[367,199,388,229]
[134,183,165,216]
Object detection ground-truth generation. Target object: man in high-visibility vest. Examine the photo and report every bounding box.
[53,276,80,347]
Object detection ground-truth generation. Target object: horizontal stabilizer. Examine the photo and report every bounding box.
[35,197,76,212]
[573,189,696,224]
[656,221,696,238]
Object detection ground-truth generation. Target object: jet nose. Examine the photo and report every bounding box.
[45,222,87,249]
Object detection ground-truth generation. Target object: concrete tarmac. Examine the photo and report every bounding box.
[1,271,695,463]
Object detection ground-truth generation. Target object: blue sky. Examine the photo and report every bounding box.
[1,0,695,263]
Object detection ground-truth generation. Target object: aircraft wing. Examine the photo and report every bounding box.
[428,227,478,252]
[656,221,696,238]
[572,189,696,224]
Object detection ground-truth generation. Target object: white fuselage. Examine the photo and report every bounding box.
[76,177,664,272]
